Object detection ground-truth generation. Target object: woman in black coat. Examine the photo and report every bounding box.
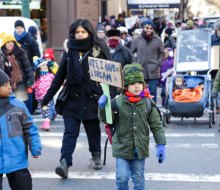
[42,19,111,178]
[0,32,34,103]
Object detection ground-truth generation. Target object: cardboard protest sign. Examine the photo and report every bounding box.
[124,15,138,29]
[88,57,123,124]
[88,57,123,88]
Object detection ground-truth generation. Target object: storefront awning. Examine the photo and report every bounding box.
[128,0,180,9]
[0,0,41,10]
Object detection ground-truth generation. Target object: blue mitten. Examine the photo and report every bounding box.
[98,95,108,109]
[156,144,166,164]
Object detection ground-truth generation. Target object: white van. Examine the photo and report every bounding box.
[0,16,43,56]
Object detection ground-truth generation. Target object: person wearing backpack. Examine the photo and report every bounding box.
[98,63,166,190]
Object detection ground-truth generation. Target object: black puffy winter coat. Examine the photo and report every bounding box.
[42,38,111,120]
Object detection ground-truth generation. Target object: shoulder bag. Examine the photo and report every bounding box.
[55,50,92,115]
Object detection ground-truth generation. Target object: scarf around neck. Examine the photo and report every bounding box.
[14,31,27,42]
[141,31,153,42]
[66,36,93,85]
[67,36,93,51]
[125,88,152,103]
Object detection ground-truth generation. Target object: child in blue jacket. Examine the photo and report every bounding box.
[0,69,42,190]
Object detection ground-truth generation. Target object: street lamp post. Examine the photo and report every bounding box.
[22,0,30,18]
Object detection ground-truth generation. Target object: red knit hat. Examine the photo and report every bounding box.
[43,48,55,60]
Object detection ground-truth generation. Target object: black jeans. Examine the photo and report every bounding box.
[61,117,101,167]
[0,168,32,190]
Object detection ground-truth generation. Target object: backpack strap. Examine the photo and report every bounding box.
[111,98,119,112]
[145,97,162,121]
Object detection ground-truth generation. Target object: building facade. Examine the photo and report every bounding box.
[46,0,103,58]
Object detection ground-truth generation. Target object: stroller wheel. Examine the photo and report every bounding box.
[209,115,213,128]
[162,113,171,127]
[162,113,166,127]
[166,113,171,123]
[212,112,215,124]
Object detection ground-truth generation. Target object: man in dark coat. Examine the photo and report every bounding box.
[130,20,165,103]
[106,29,134,97]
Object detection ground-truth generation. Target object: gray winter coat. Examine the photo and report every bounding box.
[130,33,164,80]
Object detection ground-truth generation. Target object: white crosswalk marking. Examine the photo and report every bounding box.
[28,171,220,182]
[26,115,220,185]
[39,132,216,138]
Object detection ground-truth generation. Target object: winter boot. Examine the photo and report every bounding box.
[55,158,68,179]
[43,119,50,131]
[91,152,102,170]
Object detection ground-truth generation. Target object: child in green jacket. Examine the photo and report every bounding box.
[98,63,166,190]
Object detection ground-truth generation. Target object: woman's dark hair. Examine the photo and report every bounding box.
[69,19,96,39]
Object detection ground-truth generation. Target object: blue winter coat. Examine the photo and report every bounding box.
[0,95,42,174]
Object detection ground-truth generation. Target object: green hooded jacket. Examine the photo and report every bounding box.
[99,94,166,160]
[212,69,220,94]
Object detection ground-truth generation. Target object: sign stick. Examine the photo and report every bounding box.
[101,83,112,124]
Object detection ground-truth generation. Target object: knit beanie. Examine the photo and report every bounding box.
[14,20,25,28]
[174,74,184,80]
[35,58,47,68]
[97,25,105,32]
[28,26,37,36]
[106,29,121,37]
[143,20,155,29]
[0,32,20,48]
[123,63,144,86]
[0,69,10,86]
[43,48,55,60]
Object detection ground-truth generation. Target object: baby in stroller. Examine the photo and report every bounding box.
[172,75,204,103]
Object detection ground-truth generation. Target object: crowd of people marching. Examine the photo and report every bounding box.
[0,13,220,189]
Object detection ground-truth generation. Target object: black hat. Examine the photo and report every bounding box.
[14,20,25,28]
[0,69,10,86]
[106,29,121,37]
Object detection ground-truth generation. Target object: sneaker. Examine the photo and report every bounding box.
[55,159,68,179]
[40,120,50,131]
[91,152,102,170]
[40,123,45,130]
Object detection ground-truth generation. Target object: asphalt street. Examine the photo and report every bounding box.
[2,110,220,190]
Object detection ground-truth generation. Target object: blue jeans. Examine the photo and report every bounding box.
[61,117,101,167]
[148,79,159,103]
[116,156,145,190]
